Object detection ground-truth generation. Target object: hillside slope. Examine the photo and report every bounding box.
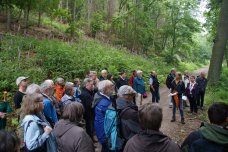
[0,32,201,92]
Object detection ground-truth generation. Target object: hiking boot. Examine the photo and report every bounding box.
[181,118,185,124]
[171,116,176,122]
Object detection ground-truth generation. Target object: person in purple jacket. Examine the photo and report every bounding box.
[186,75,199,114]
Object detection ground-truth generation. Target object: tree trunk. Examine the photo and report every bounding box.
[38,10,42,27]
[69,0,76,37]
[107,0,118,22]
[70,0,76,21]
[208,0,228,85]
[24,0,32,29]
[225,47,228,67]
[6,3,11,30]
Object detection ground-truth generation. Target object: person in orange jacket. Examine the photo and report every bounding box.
[55,78,65,103]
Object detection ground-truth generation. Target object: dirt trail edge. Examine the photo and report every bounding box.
[143,67,209,145]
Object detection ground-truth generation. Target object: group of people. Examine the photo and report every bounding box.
[0,68,227,152]
[165,69,208,124]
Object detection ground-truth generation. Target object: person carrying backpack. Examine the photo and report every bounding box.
[104,85,141,152]
[181,102,228,152]
[93,80,114,152]
[116,85,141,142]
[20,93,57,152]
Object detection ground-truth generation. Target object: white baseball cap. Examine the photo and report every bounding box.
[16,76,29,86]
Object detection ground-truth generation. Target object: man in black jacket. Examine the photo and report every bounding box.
[79,78,94,139]
[166,68,176,108]
[149,71,160,103]
[116,71,128,89]
[196,72,207,110]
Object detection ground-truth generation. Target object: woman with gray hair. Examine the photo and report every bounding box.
[26,83,41,95]
[93,80,114,152]
[124,103,181,152]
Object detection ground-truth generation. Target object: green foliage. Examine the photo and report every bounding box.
[51,8,70,20]
[91,12,106,37]
[65,20,85,37]
[205,68,228,105]
[0,34,201,92]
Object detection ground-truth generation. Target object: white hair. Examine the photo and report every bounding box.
[97,80,113,93]
[26,83,41,95]
[101,70,107,74]
[137,70,143,74]
[40,79,54,93]
[65,82,74,87]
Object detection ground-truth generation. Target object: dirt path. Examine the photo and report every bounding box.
[142,67,209,144]
[95,67,209,151]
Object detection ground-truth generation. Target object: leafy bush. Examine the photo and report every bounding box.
[91,12,106,37]
[0,34,202,92]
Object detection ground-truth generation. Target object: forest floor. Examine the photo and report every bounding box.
[95,67,209,151]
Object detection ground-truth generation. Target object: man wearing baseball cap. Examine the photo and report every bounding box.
[116,85,141,144]
[14,76,29,109]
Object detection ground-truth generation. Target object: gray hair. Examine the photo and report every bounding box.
[97,80,113,93]
[118,85,136,97]
[64,82,74,96]
[83,78,93,87]
[56,77,64,84]
[65,82,74,87]
[26,83,41,95]
[139,103,163,131]
[40,80,54,93]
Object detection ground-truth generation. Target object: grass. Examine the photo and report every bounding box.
[198,67,228,122]
[205,68,228,105]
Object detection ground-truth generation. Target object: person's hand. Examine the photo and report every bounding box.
[44,126,52,134]
[0,112,6,118]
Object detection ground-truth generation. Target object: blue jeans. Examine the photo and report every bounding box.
[172,96,184,118]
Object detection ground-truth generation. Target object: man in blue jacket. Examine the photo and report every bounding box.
[40,80,58,127]
[94,80,114,152]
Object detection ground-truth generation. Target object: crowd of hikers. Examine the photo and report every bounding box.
[0,68,227,152]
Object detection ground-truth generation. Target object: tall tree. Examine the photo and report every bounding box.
[208,0,228,85]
